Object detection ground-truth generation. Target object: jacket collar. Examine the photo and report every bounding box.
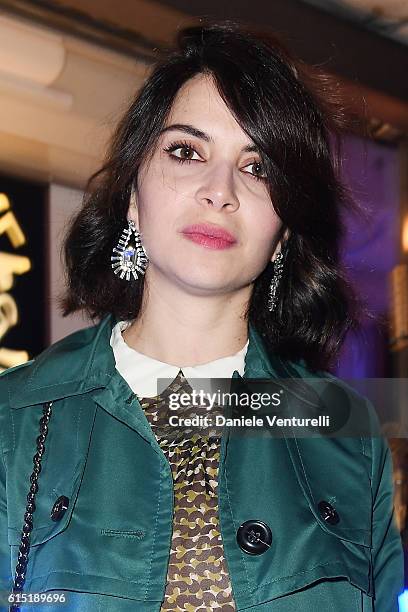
[9,312,310,409]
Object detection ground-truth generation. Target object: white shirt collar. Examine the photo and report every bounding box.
[110,319,248,398]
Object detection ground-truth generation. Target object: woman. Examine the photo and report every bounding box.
[0,20,404,612]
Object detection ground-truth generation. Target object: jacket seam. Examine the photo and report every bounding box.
[25,569,161,584]
[8,523,62,534]
[100,529,145,539]
[366,397,383,501]
[85,315,112,383]
[360,435,366,458]
[0,426,6,467]
[3,387,16,452]
[144,466,162,600]
[369,405,375,494]
[256,559,357,588]
[0,435,4,459]
[224,464,251,595]
[292,436,315,503]
[76,400,82,466]
[10,409,15,453]
[274,357,322,408]
[13,373,114,394]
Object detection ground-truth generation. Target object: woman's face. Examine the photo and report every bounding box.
[129,73,284,296]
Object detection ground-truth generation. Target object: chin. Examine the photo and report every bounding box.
[175,272,235,294]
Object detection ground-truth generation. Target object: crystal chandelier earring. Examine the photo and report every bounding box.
[268,242,288,313]
[111,219,149,281]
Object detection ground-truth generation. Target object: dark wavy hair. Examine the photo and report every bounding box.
[58,19,365,373]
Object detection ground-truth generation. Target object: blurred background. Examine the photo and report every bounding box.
[0,0,407,603]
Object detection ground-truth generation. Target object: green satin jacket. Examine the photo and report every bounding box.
[0,314,404,611]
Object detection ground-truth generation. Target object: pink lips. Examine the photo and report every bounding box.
[181,223,237,250]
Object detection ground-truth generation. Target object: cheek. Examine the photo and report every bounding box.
[138,175,178,224]
[247,206,282,248]
[136,182,182,254]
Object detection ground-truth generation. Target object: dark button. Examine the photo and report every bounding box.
[236,519,272,555]
[318,500,340,525]
[50,495,70,522]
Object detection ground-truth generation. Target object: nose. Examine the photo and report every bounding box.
[195,163,240,212]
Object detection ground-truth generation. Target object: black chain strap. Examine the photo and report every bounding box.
[9,401,53,612]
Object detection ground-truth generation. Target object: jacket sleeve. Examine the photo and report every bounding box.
[370,422,404,610]
[0,442,11,601]
[0,375,12,607]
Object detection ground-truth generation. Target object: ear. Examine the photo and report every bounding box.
[127,182,139,228]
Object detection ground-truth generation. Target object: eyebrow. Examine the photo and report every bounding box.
[159,123,259,153]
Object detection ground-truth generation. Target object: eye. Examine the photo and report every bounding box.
[163,140,202,164]
[242,160,267,181]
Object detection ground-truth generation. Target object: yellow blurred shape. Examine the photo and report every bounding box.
[0,252,31,291]
[403,215,408,254]
[0,211,26,247]
[0,193,10,212]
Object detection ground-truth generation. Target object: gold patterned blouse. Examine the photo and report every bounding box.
[138,369,236,612]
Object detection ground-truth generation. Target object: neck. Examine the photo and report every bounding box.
[122,269,250,366]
